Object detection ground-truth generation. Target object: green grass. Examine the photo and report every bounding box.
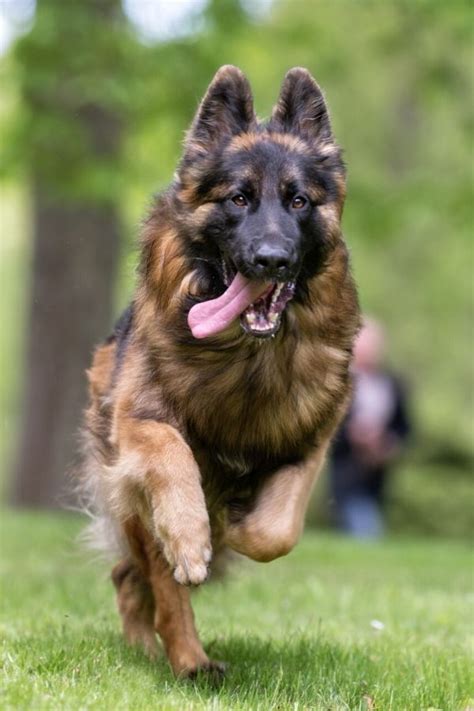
[0,511,472,710]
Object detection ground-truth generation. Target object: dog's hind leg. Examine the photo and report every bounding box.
[112,558,158,659]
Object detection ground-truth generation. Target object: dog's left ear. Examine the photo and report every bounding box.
[184,65,256,155]
[271,68,332,143]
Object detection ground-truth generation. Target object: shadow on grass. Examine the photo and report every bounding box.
[195,634,377,706]
[10,627,378,707]
[10,627,465,708]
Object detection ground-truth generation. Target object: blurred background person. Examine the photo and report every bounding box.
[330,318,411,538]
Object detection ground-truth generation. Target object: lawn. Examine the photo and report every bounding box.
[0,510,472,710]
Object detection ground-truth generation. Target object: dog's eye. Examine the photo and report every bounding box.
[231,194,248,207]
[292,195,307,209]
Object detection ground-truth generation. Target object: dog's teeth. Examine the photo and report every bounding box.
[271,283,283,304]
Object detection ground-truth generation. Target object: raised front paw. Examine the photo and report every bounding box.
[160,521,212,586]
[170,542,212,586]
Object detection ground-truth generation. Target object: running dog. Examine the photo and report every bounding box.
[82,65,360,677]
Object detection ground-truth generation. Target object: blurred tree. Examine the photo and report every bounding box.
[2,0,471,534]
[10,0,129,507]
[7,0,251,508]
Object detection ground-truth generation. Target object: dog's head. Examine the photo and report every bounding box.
[175,65,346,340]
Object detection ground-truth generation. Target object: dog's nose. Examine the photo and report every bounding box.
[251,243,295,277]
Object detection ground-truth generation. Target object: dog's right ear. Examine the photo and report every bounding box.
[183,65,256,156]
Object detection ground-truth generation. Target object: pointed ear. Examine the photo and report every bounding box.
[271,68,332,142]
[184,65,256,155]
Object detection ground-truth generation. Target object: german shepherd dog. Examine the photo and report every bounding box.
[82,66,359,678]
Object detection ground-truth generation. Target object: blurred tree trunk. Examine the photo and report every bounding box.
[11,185,120,507]
[11,0,123,507]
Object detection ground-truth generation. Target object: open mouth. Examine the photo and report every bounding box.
[222,260,295,339]
[240,281,295,337]
[187,258,296,340]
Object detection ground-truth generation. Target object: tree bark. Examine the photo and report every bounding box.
[11,118,120,508]
[9,0,124,507]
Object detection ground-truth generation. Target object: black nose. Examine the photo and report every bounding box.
[251,243,295,276]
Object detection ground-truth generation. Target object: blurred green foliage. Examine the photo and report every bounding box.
[0,0,472,533]
[2,0,138,202]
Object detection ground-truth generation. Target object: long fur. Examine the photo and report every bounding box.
[77,66,361,678]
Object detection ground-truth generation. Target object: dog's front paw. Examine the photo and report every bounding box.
[160,523,212,586]
[171,543,212,586]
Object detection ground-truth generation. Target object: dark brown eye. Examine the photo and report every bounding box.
[231,194,248,207]
[292,195,307,209]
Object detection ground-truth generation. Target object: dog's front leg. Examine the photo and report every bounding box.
[223,443,329,562]
[116,518,225,678]
[113,418,211,586]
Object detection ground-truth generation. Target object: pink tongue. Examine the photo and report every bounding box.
[188,272,271,339]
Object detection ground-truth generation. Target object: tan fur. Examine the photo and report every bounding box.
[111,558,158,659]
[81,66,360,678]
[224,444,330,562]
[229,131,310,156]
[86,341,115,402]
[109,403,212,586]
[83,225,357,675]
[112,519,224,676]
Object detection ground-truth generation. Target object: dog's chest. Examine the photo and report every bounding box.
[175,330,349,464]
[192,357,324,446]
[213,449,253,477]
